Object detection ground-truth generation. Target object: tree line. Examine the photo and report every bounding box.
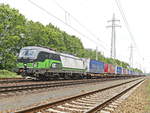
[0,4,142,73]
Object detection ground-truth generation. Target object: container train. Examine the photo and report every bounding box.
[16,46,142,80]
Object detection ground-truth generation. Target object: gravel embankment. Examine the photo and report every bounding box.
[36,79,142,113]
[113,77,150,113]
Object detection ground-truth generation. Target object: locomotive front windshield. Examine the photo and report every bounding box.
[19,49,38,59]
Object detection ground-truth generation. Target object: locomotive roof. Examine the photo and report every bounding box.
[21,46,82,60]
[21,46,57,54]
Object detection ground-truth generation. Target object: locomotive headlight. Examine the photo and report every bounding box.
[24,64,27,69]
[32,63,35,67]
[33,63,38,67]
[52,63,57,68]
[24,64,27,67]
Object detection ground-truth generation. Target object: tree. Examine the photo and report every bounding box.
[25,21,49,46]
[0,4,26,70]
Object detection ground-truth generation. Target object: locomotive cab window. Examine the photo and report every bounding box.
[37,51,61,61]
[49,53,61,61]
[37,52,49,61]
[19,49,38,59]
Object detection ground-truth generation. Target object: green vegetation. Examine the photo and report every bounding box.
[0,4,142,73]
[0,70,21,78]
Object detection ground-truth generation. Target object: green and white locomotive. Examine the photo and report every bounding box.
[17,46,87,80]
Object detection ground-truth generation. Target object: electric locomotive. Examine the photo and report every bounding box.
[16,46,87,80]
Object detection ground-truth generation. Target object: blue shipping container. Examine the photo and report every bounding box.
[117,67,122,74]
[128,70,132,75]
[127,70,130,75]
[131,71,134,75]
[89,60,104,73]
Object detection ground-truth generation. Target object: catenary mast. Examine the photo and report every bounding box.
[107,14,121,59]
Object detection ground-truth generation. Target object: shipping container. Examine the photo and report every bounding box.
[122,68,128,75]
[86,59,104,74]
[104,64,115,74]
[134,72,137,75]
[110,64,115,74]
[108,64,112,73]
[108,64,111,73]
[129,70,132,75]
[115,66,117,74]
[128,70,130,75]
[132,71,136,75]
[125,69,128,75]
[116,66,122,74]
[122,68,125,75]
[127,69,129,75]
[104,63,108,73]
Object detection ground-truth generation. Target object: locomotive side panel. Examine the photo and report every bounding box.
[60,54,85,73]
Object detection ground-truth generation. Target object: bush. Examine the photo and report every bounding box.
[0,70,21,78]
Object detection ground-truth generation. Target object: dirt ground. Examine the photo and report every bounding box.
[113,77,150,113]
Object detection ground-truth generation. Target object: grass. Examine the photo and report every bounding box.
[0,70,22,78]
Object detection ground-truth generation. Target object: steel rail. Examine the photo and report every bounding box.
[85,79,144,113]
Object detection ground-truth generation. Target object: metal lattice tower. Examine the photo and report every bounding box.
[129,44,134,67]
[107,14,121,59]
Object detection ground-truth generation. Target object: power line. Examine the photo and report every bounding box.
[28,0,108,51]
[115,0,144,69]
[52,0,109,48]
[115,0,142,58]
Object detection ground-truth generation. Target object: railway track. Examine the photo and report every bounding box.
[0,75,140,84]
[0,78,31,84]
[0,76,142,94]
[0,77,130,94]
[0,76,143,97]
[14,78,144,113]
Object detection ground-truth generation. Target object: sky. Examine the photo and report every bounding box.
[0,0,150,73]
